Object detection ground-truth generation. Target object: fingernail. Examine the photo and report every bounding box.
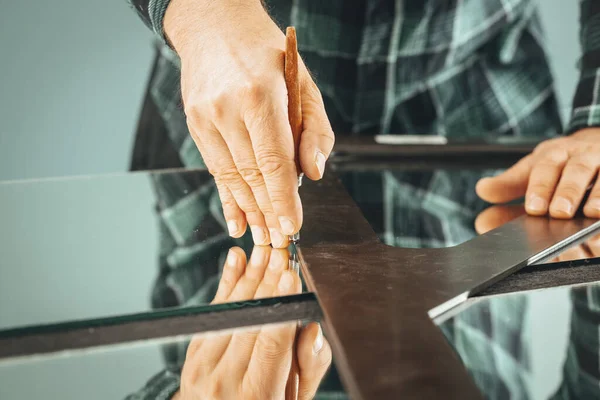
[315,151,326,178]
[269,228,287,248]
[226,250,239,267]
[250,226,268,245]
[227,220,239,236]
[278,271,294,291]
[278,217,296,235]
[586,198,600,212]
[527,195,547,212]
[313,324,324,354]
[551,196,573,215]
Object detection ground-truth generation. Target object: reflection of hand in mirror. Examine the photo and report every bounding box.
[173,246,332,400]
[475,205,600,262]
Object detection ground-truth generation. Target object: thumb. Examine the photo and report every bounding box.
[298,68,335,181]
[476,155,533,203]
[297,322,332,400]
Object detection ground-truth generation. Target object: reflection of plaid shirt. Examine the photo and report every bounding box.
[124,0,600,398]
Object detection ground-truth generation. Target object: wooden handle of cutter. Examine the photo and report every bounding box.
[284,27,301,400]
[284,27,303,175]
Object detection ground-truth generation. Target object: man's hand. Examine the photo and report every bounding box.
[164,0,334,248]
[174,246,332,400]
[476,128,600,219]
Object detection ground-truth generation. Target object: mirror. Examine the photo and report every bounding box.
[0,169,308,333]
[437,281,600,399]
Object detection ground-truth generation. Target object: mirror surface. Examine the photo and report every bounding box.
[0,169,308,332]
[0,320,345,400]
[438,281,600,400]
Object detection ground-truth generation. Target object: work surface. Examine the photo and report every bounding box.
[1,164,599,399]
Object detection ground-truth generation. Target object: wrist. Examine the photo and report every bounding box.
[164,0,266,56]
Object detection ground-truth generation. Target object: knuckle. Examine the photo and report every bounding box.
[243,81,268,106]
[556,183,583,200]
[568,159,596,176]
[539,149,569,166]
[317,349,333,371]
[204,380,225,399]
[237,166,264,185]
[258,335,290,360]
[212,166,240,183]
[319,130,335,149]
[208,93,228,120]
[256,153,294,176]
[528,182,555,195]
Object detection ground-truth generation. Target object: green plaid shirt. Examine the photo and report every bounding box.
[124,0,600,398]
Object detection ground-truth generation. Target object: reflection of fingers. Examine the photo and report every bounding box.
[557,245,592,262]
[475,155,532,204]
[192,126,271,245]
[227,248,270,302]
[243,271,300,394]
[253,248,290,300]
[297,322,332,400]
[525,149,569,216]
[227,264,300,377]
[474,205,527,234]
[584,179,600,218]
[212,248,247,304]
[550,153,599,219]
[196,248,248,371]
[587,234,600,257]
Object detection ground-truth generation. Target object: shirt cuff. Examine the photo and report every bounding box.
[566,68,600,134]
[128,0,172,44]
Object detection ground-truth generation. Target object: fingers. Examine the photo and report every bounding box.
[298,67,335,181]
[190,124,271,245]
[244,85,303,236]
[475,155,532,204]
[584,178,600,219]
[215,118,289,248]
[296,322,332,400]
[525,149,569,216]
[214,181,246,238]
[549,152,599,219]
[474,205,527,234]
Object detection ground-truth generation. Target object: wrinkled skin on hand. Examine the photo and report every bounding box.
[477,129,600,220]
[164,0,334,248]
[173,246,332,400]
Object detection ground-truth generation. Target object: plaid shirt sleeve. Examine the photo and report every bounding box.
[126,0,172,42]
[566,0,600,133]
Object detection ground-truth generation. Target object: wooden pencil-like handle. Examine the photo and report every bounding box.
[284,28,301,400]
[284,27,303,175]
